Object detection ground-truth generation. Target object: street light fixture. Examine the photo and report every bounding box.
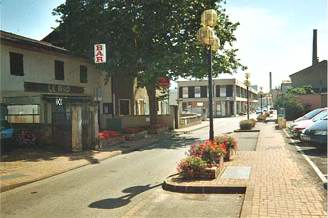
[259,87,263,114]
[196,9,220,141]
[244,72,251,120]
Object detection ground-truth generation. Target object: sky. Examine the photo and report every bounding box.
[1,0,327,92]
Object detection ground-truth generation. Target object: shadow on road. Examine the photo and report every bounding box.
[88,183,162,209]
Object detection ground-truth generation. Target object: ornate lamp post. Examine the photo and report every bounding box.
[259,87,263,114]
[197,9,220,140]
[244,72,251,120]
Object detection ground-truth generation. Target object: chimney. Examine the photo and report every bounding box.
[269,72,272,91]
[312,29,318,65]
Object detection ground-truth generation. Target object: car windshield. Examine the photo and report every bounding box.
[312,110,328,122]
[303,108,322,119]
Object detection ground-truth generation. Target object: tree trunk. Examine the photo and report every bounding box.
[146,84,158,129]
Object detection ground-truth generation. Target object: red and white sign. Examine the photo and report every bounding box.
[94,44,106,63]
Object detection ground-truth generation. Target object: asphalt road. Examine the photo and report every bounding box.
[1,116,247,218]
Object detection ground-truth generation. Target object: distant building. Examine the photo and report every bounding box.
[289,60,327,93]
[280,80,293,93]
[177,79,258,117]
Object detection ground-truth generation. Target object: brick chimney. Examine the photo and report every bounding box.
[312,29,318,65]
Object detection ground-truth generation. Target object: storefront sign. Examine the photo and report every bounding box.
[94,44,106,63]
[24,82,84,94]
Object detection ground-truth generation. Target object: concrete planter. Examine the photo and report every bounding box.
[224,147,236,161]
[124,130,147,141]
[148,126,168,134]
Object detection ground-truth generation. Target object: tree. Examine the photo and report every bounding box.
[274,94,304,120]
[52,0,245,128]
[287,85,314,95]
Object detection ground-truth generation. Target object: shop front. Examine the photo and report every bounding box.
[3,82,99,151]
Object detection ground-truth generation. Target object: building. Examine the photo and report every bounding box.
[0,30,112,151]
[280,80,293,93]
[289,60,327,93]
[177,79,258,117]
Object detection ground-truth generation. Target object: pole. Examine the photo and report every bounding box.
[208,46,214,140]
[260,94,263,114]
[246,86,249,120]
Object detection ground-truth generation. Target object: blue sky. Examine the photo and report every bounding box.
[1,0,327,91]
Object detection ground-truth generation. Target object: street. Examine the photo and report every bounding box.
[1,116,246,218]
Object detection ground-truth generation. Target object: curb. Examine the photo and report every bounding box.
[175,125,208,134]
[233,129,260,133]
[0,137,161,193]
[162,175,246,194]
[282,129,327,186]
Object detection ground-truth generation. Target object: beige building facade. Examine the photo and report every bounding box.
[0,30,112,150]
[178,79,258,117]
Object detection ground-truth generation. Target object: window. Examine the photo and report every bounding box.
[119,99,130,115]
[200,86,207,98]
[80,65,88,83]
[226,85,233,97]
[188,86,195,98]
[103,103,113,114]
[195,87,201,98]
[216,85,220,97]
[9,52,24,76]
[7,105,40,123]
[236,86,241,97]
[55,60,64,80]
[182,87,188,98]
[179,87,183,98]
[220,86,226,97]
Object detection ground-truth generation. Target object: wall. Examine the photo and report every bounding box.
[105,114,175,130]
[295,94,321,110]
[290,60,327,92]
[0,43,106,98]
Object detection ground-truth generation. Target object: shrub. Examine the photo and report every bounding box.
[274,94,305,121]
[250,118,256,127]
[188,140,226,166]
[257,114,266,122]
[239,120,253,130]
[214,134,238,150]
[177,156,207,179]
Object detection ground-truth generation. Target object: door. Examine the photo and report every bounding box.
[52,103,72,150]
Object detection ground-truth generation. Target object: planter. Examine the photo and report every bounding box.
[224,147,236,161]
[148,126,168,134]
[124,130,147,141]
[200,166,221,180]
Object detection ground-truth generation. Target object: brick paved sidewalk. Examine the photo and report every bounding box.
[0,136,160,192]
[237,122,327,217]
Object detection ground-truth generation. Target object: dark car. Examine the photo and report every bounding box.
[300,117,327,145]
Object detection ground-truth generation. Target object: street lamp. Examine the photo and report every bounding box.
[196,9,220,141]
[244,72,251,120]
[259,87,263,114]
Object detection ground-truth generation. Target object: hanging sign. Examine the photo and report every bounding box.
[94,44,106,63]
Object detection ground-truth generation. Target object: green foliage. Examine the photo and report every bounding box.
[257,114,266,122]
[177,156,207,179]
[287,85,314,95]
[239,120,253,130]
[52,0,245,125]
[274,94,304,121]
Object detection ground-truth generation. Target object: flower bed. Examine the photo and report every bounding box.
[177,140,226,180]
[214,134,238,161]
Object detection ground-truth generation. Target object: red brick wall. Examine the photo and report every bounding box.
[295,94,321,110]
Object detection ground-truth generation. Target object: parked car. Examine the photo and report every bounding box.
[290,110,327,138]
[256,108,267,114]
[294,107,326,123]
[1,120,14,152]
[300,117,327,145]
